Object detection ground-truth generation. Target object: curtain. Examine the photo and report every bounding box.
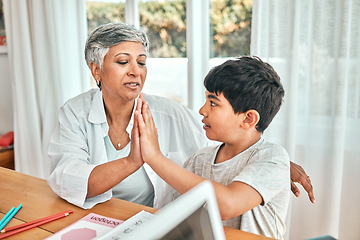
[3,0,89,179]
[251,0,360,239]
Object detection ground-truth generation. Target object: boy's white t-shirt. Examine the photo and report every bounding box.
[181,138,290,240]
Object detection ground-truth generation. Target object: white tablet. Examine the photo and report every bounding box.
[118,181,225,240]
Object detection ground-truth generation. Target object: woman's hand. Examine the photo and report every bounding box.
[127,94,145,169]
[290,161,315,203]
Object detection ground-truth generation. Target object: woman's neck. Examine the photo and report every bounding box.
[103,96,135,127]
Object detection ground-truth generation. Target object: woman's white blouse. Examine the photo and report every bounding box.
[104,135,154,207]
[47,88,210,209]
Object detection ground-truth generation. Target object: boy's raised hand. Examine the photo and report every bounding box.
[135,94,163,163]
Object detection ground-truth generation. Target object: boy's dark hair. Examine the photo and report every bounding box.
[204,56,284,133]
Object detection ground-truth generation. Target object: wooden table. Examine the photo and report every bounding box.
[0,167,272,239]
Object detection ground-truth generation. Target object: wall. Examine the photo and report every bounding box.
[0,52,13,135]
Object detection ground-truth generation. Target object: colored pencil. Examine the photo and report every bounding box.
[0,210,73,239]
[0,210,73,233]
[0,208,15,229]
[0,204,22,231]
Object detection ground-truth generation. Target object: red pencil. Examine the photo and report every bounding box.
[0,210,73,239]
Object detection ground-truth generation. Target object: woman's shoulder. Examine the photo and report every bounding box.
[64,88,98,104]
[62,88,99,111]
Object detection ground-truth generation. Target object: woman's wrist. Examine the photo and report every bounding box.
[122,156,143,173]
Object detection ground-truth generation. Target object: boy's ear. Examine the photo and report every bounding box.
[90,62,101,81]
[241,110,260,129]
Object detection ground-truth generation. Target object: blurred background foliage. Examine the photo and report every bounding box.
[87,0,252,58]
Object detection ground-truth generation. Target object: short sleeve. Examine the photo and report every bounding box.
[233,144,290,205]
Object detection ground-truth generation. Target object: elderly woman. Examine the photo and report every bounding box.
[47,23,314,209]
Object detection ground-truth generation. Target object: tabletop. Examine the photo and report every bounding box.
[0,167,273,239]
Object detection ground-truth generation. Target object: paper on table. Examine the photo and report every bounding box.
[95,210,153,240]
[45,213,123,240]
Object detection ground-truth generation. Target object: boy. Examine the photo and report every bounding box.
[134,56,290,239]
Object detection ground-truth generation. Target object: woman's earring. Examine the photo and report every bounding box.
[96,79,101,90]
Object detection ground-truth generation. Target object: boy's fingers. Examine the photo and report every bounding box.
[139,93,145,101]
[146,103,156,129]
[136,97,143,113]
[143,102,156,130]
[142,101,150,126]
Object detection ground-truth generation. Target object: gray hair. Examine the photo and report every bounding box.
[85,22,149,69]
